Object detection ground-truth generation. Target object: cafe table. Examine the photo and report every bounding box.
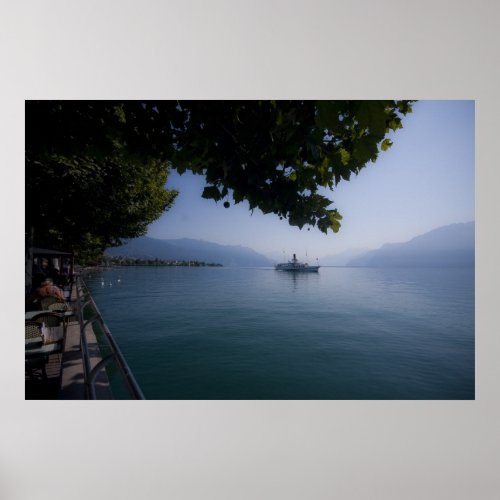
[25,310,73,321]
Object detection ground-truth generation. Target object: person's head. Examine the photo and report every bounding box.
[41,258,49,269]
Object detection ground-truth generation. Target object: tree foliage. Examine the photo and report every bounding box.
[26,101,179,260]
[172,100,413,233]
[26,100,413,259]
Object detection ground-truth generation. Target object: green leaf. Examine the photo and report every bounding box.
[316,101,346,134]
[113,104,127,124]
[388,119,403,131]
[233,190,244,204]
[338,148,351,166]
[380,138,393,151]
[353,135,379,163]
[328,210,342,232]
[201,185,222,201]
[356,101,388,139]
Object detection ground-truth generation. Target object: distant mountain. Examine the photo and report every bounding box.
[265,250,288,263]
[347,222,475,267]
[320,248,372,266]
[105,236,274,267]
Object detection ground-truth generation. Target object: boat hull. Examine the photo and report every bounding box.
[275,265,320,272]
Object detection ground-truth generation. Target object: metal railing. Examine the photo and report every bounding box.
[75,275,145,400]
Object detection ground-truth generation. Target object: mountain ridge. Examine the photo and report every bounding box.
[347,222,474,267]
[106,222,474,269]
[320,247,372,266]
[105,236,274,267]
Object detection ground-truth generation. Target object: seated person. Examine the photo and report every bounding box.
[26,277,66,308]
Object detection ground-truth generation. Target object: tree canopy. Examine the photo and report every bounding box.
[26,101,179,260]
[25,100,413,259]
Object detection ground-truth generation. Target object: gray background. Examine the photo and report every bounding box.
[2,1,499,499]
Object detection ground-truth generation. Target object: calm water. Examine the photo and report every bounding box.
[85,266,474,399]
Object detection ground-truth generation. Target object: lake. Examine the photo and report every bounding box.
[84,266,474,399]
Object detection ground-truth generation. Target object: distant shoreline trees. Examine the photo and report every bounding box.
[102,256,223,268]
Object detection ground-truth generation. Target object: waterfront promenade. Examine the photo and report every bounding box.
[25,280,112,399]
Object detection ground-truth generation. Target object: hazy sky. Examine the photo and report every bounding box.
[147,100,475,260]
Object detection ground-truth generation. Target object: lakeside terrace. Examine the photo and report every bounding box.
[25,274,145,400]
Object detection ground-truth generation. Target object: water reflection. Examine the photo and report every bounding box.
[275,269,320,291]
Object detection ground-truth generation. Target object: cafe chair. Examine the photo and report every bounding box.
[40,296,64,310]
[30,311,63,327]
[47,300,69,312]
[25,320,61,380]
[46,298,76,323]
[25,320,42,342]
[30,312,66,345]
[24,312,64,379]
